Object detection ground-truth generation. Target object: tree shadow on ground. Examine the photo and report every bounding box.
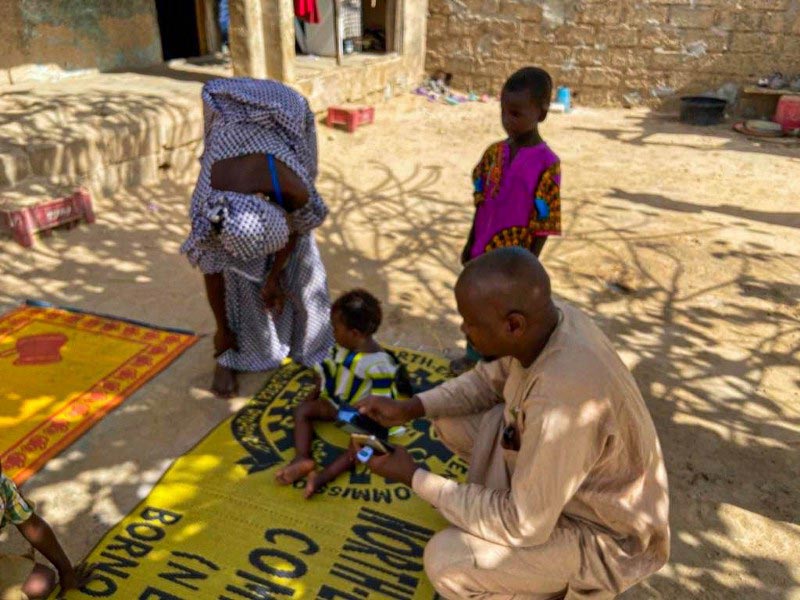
[546,191,799,598]
[0,177,245,564]
[316,160,468,354]
[315,157,800,597]
[569,112,800,161]
[0,166,469,576]
[1,152,798,597]
[610,188,800,231]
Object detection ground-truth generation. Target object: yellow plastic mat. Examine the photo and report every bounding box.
[0,304,197,484]
[63,350,464,599]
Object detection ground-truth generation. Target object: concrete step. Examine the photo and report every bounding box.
[0,72,206,203]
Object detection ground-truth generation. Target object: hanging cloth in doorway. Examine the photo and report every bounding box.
[295,0,320,24]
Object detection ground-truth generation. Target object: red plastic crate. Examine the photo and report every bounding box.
[1,188,95,248]
[327,105,375,133]
[774,95,800,132]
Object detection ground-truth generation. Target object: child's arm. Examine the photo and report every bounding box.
[462,144,499,264]
[1,472,92,593]
[261,233,298,313]
[365,358,400,400]
[311,358,337,405]
[16,513,91,591]
[461,215,477,266]
[306,369,323,402]
[528,161,561,244]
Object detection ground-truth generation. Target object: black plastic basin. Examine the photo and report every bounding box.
[680,96,727,126]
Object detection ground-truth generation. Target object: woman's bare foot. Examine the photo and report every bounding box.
[304,471,323,499]
[212,364,238,398]
[275,457,315,485]
[213,327,238,358]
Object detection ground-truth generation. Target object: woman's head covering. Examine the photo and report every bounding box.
[182,78,327,278]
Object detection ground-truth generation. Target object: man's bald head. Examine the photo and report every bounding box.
[455,248,558,363]
[457,247,552,316]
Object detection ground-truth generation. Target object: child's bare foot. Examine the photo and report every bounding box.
[275,457,315,485]
[21,564,56,599]
[212,364,238,398]
[304,472,323,499]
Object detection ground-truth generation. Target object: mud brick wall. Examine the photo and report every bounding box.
[0,0,162,86]
[426,0,800,106]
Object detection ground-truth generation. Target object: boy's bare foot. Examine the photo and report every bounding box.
[304,472,322,499]
[275,457,315,485]
[212,364,238,398]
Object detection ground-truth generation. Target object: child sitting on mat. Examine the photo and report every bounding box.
[451,66,562,375]
[275,289,409,498]
[0,469,95,599]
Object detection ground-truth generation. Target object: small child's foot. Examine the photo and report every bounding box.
[212,365,238,398]
[304,472,322,499]
[275,458,315,485]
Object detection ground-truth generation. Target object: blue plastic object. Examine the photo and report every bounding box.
[337,406,389,439]
[556,86,571,112]
[534,197,550,220]
[357,446,374,463]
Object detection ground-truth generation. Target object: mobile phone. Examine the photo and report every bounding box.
[351,433,394,455]
[337,405,389,439]
[356,446,374,463]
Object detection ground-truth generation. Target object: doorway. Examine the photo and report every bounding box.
[155,0,202,61]
[362,0,398,55]
[294,0,401,59]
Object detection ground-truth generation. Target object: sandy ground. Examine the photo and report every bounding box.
[1,96,799,599]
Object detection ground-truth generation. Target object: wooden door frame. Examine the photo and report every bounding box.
[195,0,223,55]
[386,0,403,54]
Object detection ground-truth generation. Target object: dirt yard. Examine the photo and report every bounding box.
[1,96,798,598]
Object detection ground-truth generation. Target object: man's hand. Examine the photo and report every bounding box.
[58,563,98,598]
[261,279,287,314]
[356,396,424,427]
[361,445,420,487]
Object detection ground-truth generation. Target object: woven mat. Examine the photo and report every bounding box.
[0,304,197,483]
[63,349,463,599]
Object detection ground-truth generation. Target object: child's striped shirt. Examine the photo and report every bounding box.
[314,345,400,406]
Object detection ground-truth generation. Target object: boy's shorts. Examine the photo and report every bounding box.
[0,548,34,600]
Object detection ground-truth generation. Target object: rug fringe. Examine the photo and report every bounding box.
[23,299,196,335]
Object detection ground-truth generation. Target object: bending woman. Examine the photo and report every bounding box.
[182,78,334,396]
